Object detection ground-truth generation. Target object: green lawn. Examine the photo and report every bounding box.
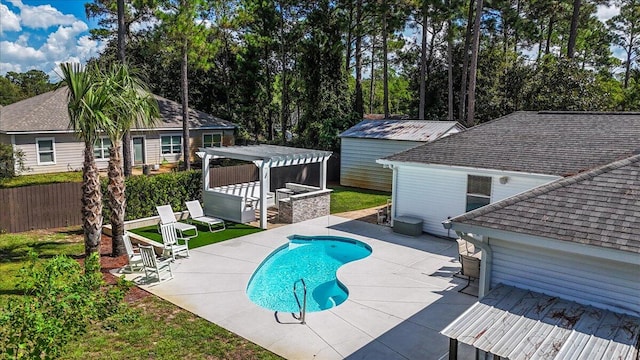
[0,171,83,188]
[329,185,391,214]
[129,222,263,248]
[0,228,280,359]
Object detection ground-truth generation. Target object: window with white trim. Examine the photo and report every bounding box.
[36,138,55,165]
[94,138,112,160]
[161,135,182,154]
[466,175,491,212]
[202,133,222,148]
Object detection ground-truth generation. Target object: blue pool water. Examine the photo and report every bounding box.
[246,235,372,313]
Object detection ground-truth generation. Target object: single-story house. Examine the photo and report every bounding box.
[441,154,640,359]
[339,119,464,191]
[0,88,237,174]
[377,111,640,237]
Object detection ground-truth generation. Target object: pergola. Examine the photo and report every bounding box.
[199,145,333,229]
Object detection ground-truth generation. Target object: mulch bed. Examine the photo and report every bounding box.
[96,234,151,303]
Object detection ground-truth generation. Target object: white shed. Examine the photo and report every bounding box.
[339,120,464,191]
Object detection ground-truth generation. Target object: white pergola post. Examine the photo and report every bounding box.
[202,153,211,191]
[258,161,270,229]
[320,157,328,190]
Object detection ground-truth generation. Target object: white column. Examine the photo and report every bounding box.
[320,157,328,190]
[202,153,211,191]
[259,162,270,229]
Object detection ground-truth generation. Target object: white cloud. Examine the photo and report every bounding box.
[0,3,21,33]
[40,21,89,61]
[0,40,45,62]
[15,33,28,46]
[0,61,22,74]
[8,0,77,29]
[597,5,620,23]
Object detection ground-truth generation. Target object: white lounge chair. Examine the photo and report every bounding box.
[156,204,198,239]
[160,222,190,261]
[123,232,143,272]
[139,245,173,283]
[185,200,225,233]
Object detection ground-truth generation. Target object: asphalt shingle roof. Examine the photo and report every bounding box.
[450,154,640,254]
[339,119,464,141]
[0,87,236,133]
[382,111,640,176]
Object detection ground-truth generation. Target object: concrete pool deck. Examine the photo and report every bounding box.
[125,216,477,359]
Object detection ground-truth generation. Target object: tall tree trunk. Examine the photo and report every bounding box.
[117,0,133,177]
[466,0,483,127]
[624,45,632,89]
[419,6,428,120]
[447,9,454,121]
[369,34,376,114]
[459,0,475,121]
[545,13,555,55]
[514,0,520,54]
[345,1,354,74]
[382,2,390,118]
[567,0,581,58]
[181,39,190,170]
[279,4,289,143]
[82,142,102,257]
[108,142,126,257]
[354,0,364,118]
[265,47,274,141]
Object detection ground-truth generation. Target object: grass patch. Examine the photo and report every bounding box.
[329,185,391,214]
[129,222,263,249]
[62,295,281,360]
[0,228,281,359]
[0,228,84,301]
[0,171,82,188]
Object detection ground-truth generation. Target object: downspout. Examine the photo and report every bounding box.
[443,220,493,298]
[389,164,398,227]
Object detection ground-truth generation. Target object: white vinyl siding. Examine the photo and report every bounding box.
[394,165,559,237]
[341,138,423,191]
[35,137,56,165]
[490,238,640,316]
[161,135,182,155]
[94,137,111,160]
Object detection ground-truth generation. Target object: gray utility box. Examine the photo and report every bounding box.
[393,216,423,236]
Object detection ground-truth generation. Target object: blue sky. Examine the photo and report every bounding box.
[0,0,624,82]
[0,0,103,81]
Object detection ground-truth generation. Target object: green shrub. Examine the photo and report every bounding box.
[102,170,202,223]
[0,253,130,359]
[0,143,27,180]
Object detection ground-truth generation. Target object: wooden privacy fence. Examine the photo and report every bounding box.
[0,155,340,233]
[209,155,340,190]
[0,182,83,233]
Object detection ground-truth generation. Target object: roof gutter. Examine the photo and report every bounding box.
[376,159,560,180]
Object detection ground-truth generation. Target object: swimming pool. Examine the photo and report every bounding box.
[246,235,372,313]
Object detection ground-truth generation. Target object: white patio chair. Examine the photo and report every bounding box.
[160,222,190,261]
[139,245,173,283]
[185,200,225,232]
[156,204,198,239]
[123,232,143,272]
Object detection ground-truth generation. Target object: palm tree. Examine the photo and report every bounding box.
[103,64,159,257]
[58,63,112,257]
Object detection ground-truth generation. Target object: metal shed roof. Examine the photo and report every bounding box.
[339,120,464,141]
[442,284,640,360]
[199,145,332,167]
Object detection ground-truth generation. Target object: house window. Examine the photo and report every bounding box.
[94,138,112,160]
[203,133,222,148]
[36,138,55,165]
[466,175,491,212]
[161,135,182,154]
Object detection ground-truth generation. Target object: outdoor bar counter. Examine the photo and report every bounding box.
[277,183,332,224]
